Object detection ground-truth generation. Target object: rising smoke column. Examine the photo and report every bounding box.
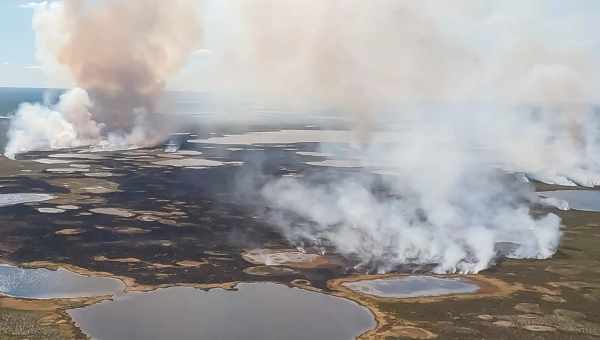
[5,0,201,158]
[56,0,201,130]
[207,1,600,273]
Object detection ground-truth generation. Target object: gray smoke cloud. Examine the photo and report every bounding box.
[210,1,475,139]
[201,1,600,273]
[56,0,201,130]
[5,0,201,158]
[5,1,597,273]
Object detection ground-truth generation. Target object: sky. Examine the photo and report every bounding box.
[1,0,600,90]
[0,1,43,87]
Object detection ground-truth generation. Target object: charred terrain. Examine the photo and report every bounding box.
[3,1,600,339]
[0,126,599,339]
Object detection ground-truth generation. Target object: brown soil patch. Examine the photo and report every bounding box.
[243,266,298,276]
[241,249,342,269]
[514,303,542,314]
[291,279,323,293]
[46,177,119,205]
[541,295,566,303]
[89,208,135,218]
[176,260,208,268]
[55,228,84,236]
[111,227,148,234]
[93,256,142,263]
[147,263,178,269]
[382,325,437,339]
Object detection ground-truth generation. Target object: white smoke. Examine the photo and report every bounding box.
[200,1,600,273]
[5,88,100,159]
[4,87,158,159]
[261,125,563,273]
[262,175,560,274]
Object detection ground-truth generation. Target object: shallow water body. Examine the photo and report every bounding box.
[69,282,375,340]
[344,276,480,298]
[0,263,375,340]
[0,265,124,299]
[538,190,600,212]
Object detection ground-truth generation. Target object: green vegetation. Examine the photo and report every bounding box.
[0,308,64,340]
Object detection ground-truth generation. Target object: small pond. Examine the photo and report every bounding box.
[0,265,124,299]
[344,275,479,298]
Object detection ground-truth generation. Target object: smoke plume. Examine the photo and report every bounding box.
[203,1,600,273]
[5,87,100,158]
[5,0,201,158]
[6,1,598,273]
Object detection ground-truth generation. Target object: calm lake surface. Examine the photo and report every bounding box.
[344,276,479,298]
[0,265,124,299]
[69,282,375,340]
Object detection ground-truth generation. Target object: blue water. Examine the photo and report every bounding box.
[344,276,479,298]
[539,190,600,212]
[0,265,124,299]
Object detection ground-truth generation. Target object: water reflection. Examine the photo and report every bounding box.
[344,276,479,298]
[69,282,375,340]
[0,265,124,299]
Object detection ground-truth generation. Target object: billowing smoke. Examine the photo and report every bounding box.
[5,87,100,158]
[5,0,201,158]
[261,131,562,274]
[203,1,600,273]
[210,1,474,139]
[5,1,598,273]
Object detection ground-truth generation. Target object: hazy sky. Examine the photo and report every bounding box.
[0,1,41,87]
[0,0,210,88]
[1,0,599,89]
